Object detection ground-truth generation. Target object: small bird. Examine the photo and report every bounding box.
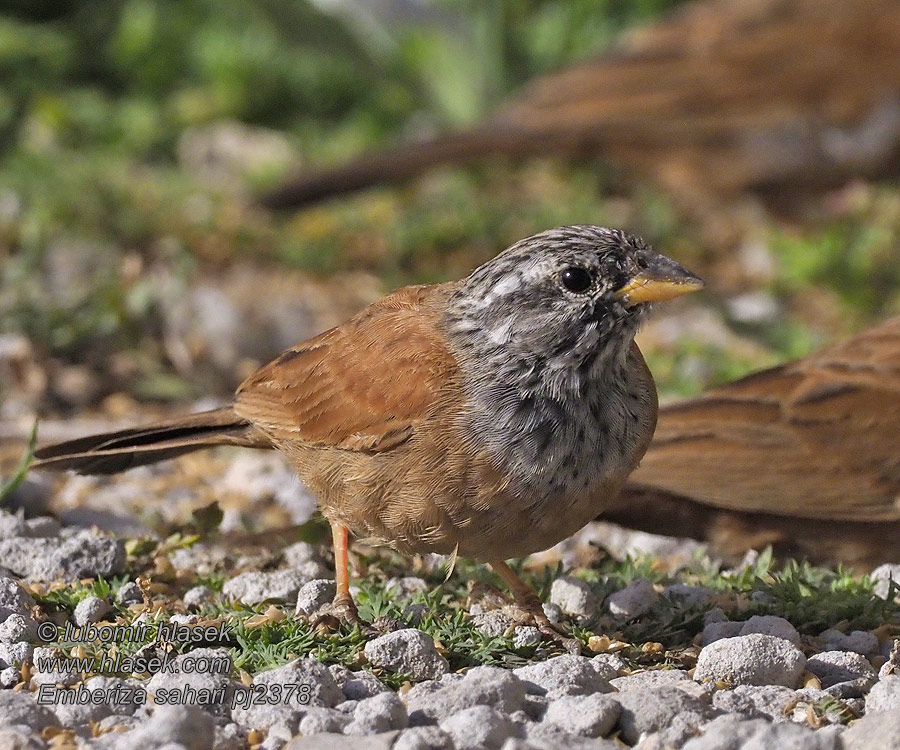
[32,226,702,643]
[611,316,900,568]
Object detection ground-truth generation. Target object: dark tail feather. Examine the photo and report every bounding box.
[32,407,272,475]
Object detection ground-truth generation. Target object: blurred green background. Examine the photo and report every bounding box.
[2,0,899,419]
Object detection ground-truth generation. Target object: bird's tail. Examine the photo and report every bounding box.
[32,407,271,475]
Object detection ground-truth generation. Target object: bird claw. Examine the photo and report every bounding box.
[307,597,370,633]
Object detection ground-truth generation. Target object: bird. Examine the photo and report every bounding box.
[610,316,900,568]
[31,225,703,645]
[261,0,900,213]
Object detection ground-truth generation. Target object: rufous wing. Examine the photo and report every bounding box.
[233,283,460,453]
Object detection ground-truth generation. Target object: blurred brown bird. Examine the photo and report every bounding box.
[31,226,702,644]
[610,316,900,568]
[261,0,900,212]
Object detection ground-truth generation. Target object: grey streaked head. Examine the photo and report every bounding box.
[446,225,703,395]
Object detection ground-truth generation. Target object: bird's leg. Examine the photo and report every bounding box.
[489,559,581,654]
[308,521,365,629]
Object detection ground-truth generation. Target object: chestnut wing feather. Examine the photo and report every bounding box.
[629,318,900,522]
[233,284,459,452]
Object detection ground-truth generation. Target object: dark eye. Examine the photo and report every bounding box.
[560,266,593,294]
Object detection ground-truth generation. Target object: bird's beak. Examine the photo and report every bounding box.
[615,254,704,306]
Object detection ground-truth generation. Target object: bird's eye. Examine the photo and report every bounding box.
[560,266,593,294]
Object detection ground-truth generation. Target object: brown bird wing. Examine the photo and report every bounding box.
[234,283,460,452]
[628,317,900,522]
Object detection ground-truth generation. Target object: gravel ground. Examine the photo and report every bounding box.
[0,463,899,749]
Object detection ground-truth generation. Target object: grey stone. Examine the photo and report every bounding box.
[819,628,879,655]
[223,568,320,605]
[0,531,125,581]
[52,677,119,726]
[295,579,335,616]
[702,621,743,645]
[521,721,621,749]
[0,577,35,620]
[298,707,349,735]
[0,690,59,731]
[806,650,876,689]
[871,564,900,600]
[73,595,110,626]
[472,610,516,637]
[117,703,215,750]
[711,684,796,721]
[738,615,801,646]
[605,579,659,618]
[30,644,78,687]
[280,541,323,569]
[610,669,692,692]
[439,705,517,750]
[0,512,27,539]
[364,629,448,682]
[694,634,806,687]
[613,684,710,745]
[681,714,842,750]
[214,722,248,750]
[543,693,620,737]
[590,653,627,680]
[405,665,527,724]
[0,666,19,687]
[550,576,598,618]
[146,648,236,719]
[542,602,564,624]
[867,674,900,712]
[0,726,43,750]
[328,664,388,700]
[842,705,900,750]
[0,614,36,643]
[0,640,34,669]
[393,726,454,750]
[512,626,542,648]
[634,711,708,748]
[345,691,408,734]
[232,658,343,732]
[514,654,614,698]
[285,732,400,750]
[116,581,144,606]
[182,585,213,609]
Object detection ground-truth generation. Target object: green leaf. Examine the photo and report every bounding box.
[0,420,38,507]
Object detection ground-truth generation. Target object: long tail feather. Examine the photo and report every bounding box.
[32,407,271,475]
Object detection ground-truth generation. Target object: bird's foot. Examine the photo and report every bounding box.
[531,613,582,655]
[308,595,369,633]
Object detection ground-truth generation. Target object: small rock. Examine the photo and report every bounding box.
[285,732,400,749]
[512,626,542,648]
[613,685,710,745]
[404,665,526,725]
[329,665,388,700]
[232,658,343,732]
[611,669,692,692]
[223,569,320,605]
[711,684,797,721]
[702,620,743,645]
[0,531,125,580]
[871,564,900,600]
[866,674,900,712]
[214,722,249,750]
[298,707,350,735]
[393,726,454,750]
[550,576,598,619]
[663,584,713,609]
[514,654,613,698]
[0,690,60,732]
[590,653,627,680]
[116,582,144,606]
[819,628,879,656]
[842,705,900,750]
[364,629,448,682]
[182,585,213,609]
[0,577,35,619]
[295,579,335,616]
[0,667,18,688]
[0,512,27,539]
[385,577,429,598]
[543,693,620,737]
[345,691,408,734]
[604,579,659,619]
[806,651,876,689]
[472,610,516,637]
[439,705,517,750]
[738,615,801,646]
[121,703,215,750]
[694,634,806,688]
[146,648,236,719]
[0,641,32,669]
[73,595,111,626]
[542,602,563,624]
[280,541,323,568]
[0,614,36,643]
[681,714,842,750]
